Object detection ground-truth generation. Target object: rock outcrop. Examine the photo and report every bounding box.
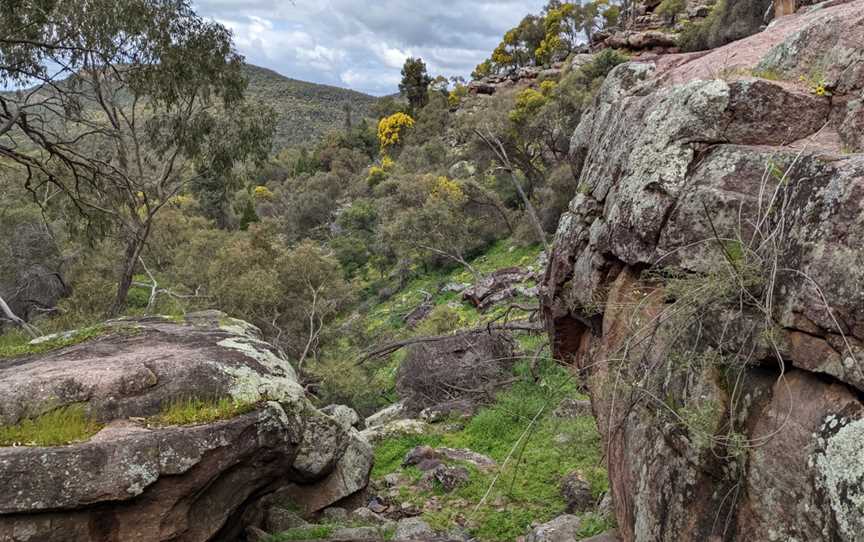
[0,312,372,541]
[542,3,864,542]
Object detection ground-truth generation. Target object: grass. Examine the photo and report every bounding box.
[0,404,103,447]
[0,325,107,359]
[371,358,612,542]
[266,525,334,541]
[148,396,258,426]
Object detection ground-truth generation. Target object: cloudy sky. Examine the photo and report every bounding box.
[193,0,546,96]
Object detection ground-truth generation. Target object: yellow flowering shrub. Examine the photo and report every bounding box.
[253,185,274,201]
[429,176,466,205]
[377,112,415,151]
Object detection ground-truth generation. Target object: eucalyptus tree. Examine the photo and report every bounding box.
[0,0,275,316]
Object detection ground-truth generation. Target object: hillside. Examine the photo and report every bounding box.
[242,65,380,149]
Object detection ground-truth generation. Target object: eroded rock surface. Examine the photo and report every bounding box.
[0,312,371,541]
[542,3,864,541]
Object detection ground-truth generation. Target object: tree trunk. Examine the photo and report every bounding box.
[107,225,149,318]
[0,294,41,338]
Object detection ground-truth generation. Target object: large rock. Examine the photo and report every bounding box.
[542,3,864,542]
[0,313,371,541]
[525,515,582,542]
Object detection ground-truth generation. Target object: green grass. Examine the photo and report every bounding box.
[0,404,103,446]
[266,525,334,541]
[371,359,611,542]
[0,325,107,359]
[148,396,258,426]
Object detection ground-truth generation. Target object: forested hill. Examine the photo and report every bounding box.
[242,65,380,148]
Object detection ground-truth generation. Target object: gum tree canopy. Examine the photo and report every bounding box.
[0,0,275,317]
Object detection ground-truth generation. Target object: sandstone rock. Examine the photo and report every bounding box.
[403,445,496,471]
[560,471,594,514]
[359,419,429,444]
[542,3,864,541]
[525,515,582,542]
[265,507,308,532]
[321,507,349,523]
[419,399,476,423]
[395,517,435,540]
[322,404,362,430]
[365,402,407,428]
[0,314,373,541]
[462,267,531,309]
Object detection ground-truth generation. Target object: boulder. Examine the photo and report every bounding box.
[394,517,435,540]
[321,404,361,430]
[359,419,429,444]
[396,330,517,414]
[525,515,582,542]
[404,445,496,471]
[560,471,594,514]
[365,402,407,428]
[0,313,371,541]
[265,507,308,532]
[542,3,864,541]
[462,267,532,310]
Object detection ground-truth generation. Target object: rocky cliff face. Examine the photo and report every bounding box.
[0,312,371,542]
[541,2,864,541]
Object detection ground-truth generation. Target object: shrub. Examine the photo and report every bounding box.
[377,112,415,152]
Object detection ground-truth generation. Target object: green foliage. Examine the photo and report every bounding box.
[149,397,258,426]
[656,0,688,23]
[399,57,433,114]
[0,404,102,447]
[0,326,106,359]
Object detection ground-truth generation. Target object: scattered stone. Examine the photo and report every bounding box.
[331,526,386,541]
[265,507,308,532]
[395,517,436,540]
[553,398,592,418]
[321,507,349,523]
[321,404,361,429]
[561,471,594,514]
[432,465,470,492]
[365,402,407,428]
[419,399,476,423]
[360,419,429,444]
[525,515,582,542]
[383,473,406,488]
[400,502,422,517]
[351,506,392,526]
[368,497,389,514]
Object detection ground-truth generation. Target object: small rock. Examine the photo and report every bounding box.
[331,526,387,541]
[383,473,405,488]
[395,517,435,540]
[598,492,613,517]
[525,515,582,542]
[419,399,476,423]
[433,465,470,492]
[321,404,361,429]
[400,502,422,516]
[553,398,592,418]
[321,506,348,523]
[360,419,428,444]
[561,471,594,513]
[365,402,407,428]
[368,497,389,514]
[265,507,308,532]
[351,506,392,526]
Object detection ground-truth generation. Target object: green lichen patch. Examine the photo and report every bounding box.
[0,404,102,447]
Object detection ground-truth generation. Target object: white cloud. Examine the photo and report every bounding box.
[195,0,547,95]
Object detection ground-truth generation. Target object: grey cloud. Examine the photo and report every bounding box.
[194,0,546,95]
